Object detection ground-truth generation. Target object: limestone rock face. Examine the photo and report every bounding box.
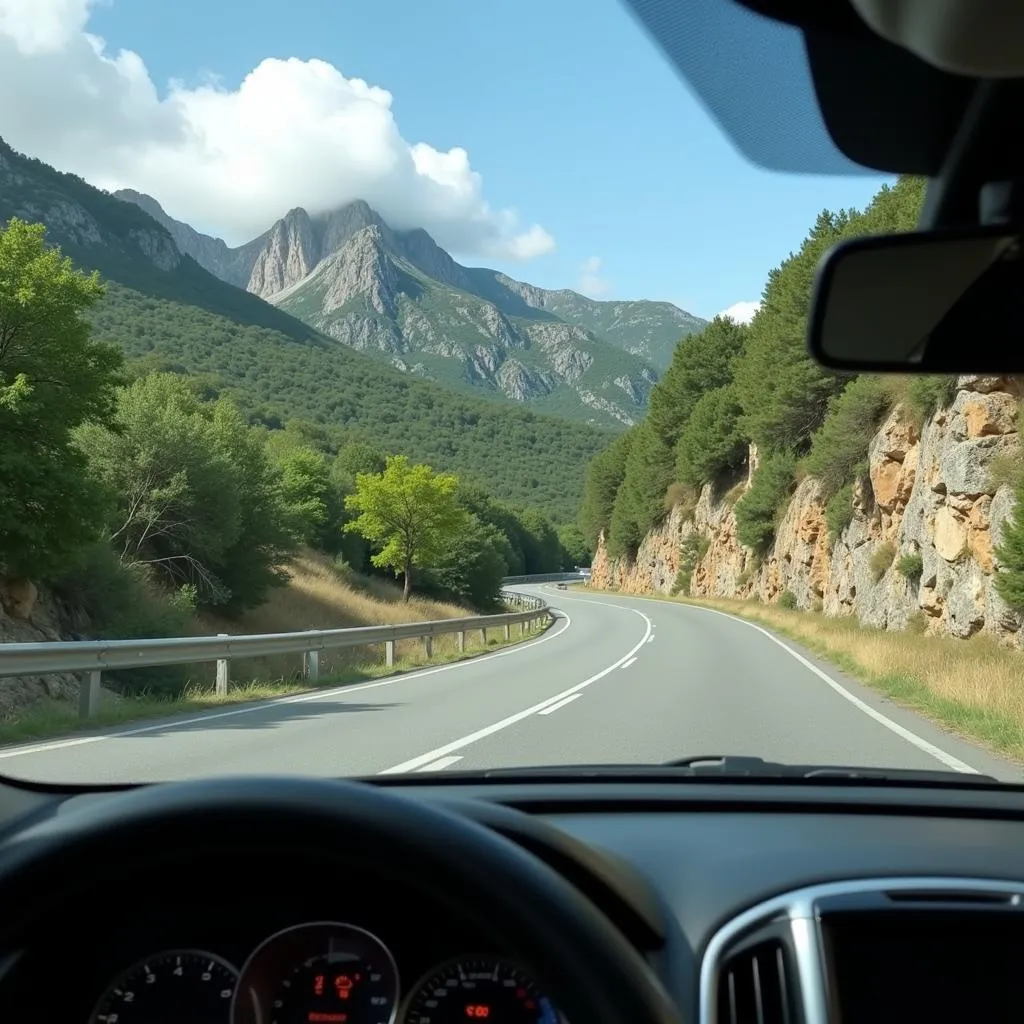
[591,378,1024,646]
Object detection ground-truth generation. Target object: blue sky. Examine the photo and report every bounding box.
[14,0,891,320]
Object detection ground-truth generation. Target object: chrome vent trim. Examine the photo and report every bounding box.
[699,877,1024,1024]
[718,937,792,1024]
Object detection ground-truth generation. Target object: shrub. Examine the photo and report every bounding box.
[897,552,924,580]
[906,611,928,635]
[670,569,691,597]
[735,451,797,552]
[803,375,894,500]
[663,481,698,518]
[825,483,855,540]
[671,533,710,596]
[869,541,896,582]
[905,375,957,426]
[52,543,196,694]
[778,590,798,610]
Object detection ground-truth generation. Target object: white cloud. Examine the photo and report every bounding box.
[578,256,611,298]
[717,300,760,324]
[0,0,555,260]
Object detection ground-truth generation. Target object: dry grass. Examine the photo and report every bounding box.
[682,595,1024,763]
[196,551,470,684]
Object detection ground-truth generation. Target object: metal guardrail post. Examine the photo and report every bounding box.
[385,640,395,667]
[457,631,465,652]
[504,623,511,641]
[423,635,433,658]
[304,649,319,683]
[79,669,101,719]
[480,627,487,645]
[215,633,229,696]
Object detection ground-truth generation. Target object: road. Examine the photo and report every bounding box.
[0,585,1018,784]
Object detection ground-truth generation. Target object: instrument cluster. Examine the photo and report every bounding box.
[86,921,563,1024]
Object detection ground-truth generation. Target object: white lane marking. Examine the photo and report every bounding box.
[621,657,638,669]
[683,604,979,774]
[416,755,463,772]
[0,609,573,761]
[538,693,583,716]
[378,605,653,774]
[566,588,979,775]
[646,635,655,643]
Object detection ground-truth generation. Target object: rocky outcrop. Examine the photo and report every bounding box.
[592,376,1024,645]
[0,578,101,719]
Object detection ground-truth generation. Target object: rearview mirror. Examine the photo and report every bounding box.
[807,227,1024,373]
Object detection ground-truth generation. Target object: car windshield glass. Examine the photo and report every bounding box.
[0,0,1019,787]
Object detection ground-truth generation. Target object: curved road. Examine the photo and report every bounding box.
[0,585,1018,784]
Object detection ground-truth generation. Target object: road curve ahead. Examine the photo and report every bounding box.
[0,585,1018,784]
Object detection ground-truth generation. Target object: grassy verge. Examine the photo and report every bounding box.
[0,618,548,748]
[603,585,1024,764]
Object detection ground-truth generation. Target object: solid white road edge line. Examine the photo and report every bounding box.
[538,693,583,716]
[416,755,463,772]
[557,587,979,775]
[0,608,574,761]
[378,605,653,774]
[621,657,638,669]
[683,603,979,774]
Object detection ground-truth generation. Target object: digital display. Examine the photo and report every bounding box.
[823,911,1024,1023]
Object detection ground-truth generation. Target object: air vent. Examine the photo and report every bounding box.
[717,938,793,1024]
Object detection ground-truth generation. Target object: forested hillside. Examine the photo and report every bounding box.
[0,138,612,524]
[581,174,1024,646]
[580,177,935,558]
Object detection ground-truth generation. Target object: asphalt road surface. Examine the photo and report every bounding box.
[0,585,1018,784]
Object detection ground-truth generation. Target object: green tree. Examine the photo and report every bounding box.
[578,430,633,548]
[0,218,122,577]
[734,451,797,552]
[76,373,294,611]
[557,524,591,568]
[674,384,746,488]
[732,211,850,453]
[802,375,895,499]
[421,514,509,610]
[344,455,466,600]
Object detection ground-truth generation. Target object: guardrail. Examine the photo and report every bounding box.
[501,572,589,585]
[0,588,551,720]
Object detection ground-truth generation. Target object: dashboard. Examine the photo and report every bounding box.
[3,775,1024,1023]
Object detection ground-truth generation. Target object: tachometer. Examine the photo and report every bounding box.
[89,949,238,1024]
[233,922,399,1024]
[402,958,562,1024]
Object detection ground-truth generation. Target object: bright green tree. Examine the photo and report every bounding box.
[344,455,466,600]
[77,373,295,611]
[0,218,122,577]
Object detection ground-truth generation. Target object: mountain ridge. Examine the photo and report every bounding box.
[115,191,706,424]
[0,136,611,521]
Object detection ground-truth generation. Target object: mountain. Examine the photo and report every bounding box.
[114,193,705,425]
[0,138,611,522]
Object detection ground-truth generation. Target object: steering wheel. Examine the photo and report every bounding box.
[0,776,683,1024]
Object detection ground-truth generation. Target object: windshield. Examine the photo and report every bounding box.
[0,0,1019,787]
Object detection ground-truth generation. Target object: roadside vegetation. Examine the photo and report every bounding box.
[578,174,1024,611]
[0,217,573,723]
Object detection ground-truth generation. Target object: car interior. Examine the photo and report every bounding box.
[4,1,1024,1023]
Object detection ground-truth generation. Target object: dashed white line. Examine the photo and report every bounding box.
[416,755,463,772]
[378,604,653,774]
[538,693,583,716]
[621,657,638,669]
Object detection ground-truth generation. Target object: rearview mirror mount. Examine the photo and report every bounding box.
[807,227,1024,373]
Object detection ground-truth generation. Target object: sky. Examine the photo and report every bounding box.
[0,0,892,322]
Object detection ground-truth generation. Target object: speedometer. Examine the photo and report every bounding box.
[233,921,399,1024]
[402,958,563,1024]
[89,949,237,1024]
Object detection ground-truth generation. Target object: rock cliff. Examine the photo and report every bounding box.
[591,376,1024,646]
